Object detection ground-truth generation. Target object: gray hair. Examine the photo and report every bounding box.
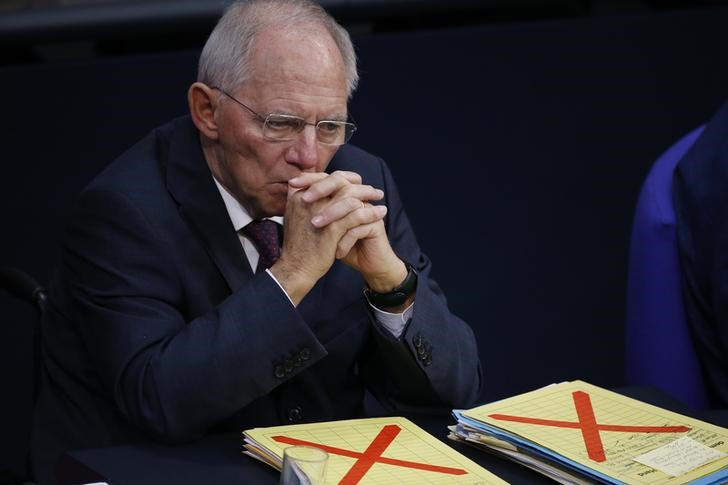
[198,0,359,97]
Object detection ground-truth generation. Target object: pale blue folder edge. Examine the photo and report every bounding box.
[688,468,728,485]
[452,411,728,485]
[453,409,626,485]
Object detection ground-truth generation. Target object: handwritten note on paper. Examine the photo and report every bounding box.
[633,436,727,477]
[462,380,728,483]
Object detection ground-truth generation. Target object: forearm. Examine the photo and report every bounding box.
[362,271,482,411]
[366,158,482,408]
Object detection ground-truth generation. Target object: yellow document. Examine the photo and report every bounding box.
[243,416,507,484]
[462,380,728,484]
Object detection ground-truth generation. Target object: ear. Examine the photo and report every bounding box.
[188,82,220,140]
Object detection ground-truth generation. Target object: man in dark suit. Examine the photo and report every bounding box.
[674,100,728,409]
[31,0,482,482]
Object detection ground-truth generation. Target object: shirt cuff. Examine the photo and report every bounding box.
[369,301,414,338]
[265,268,295,307]
[265,268,414,331]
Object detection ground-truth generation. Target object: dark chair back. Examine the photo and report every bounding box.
[0,267,46,483]
[625,127,709,410]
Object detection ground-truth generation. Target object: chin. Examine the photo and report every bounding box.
[262,200,286,218]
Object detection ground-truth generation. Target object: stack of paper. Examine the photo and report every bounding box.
[243,416,508,484]
[449,381,728,484]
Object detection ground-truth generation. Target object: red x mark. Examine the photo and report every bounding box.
[273,424,467,484]
[489,390,691,462]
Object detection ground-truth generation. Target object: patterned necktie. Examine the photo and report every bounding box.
[241,219,281,272]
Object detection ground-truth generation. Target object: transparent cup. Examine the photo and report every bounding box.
[280,445,328,485]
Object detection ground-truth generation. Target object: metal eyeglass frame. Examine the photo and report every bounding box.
[211,86,357,146]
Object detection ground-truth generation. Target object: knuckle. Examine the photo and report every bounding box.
[290,190,306,204]
[338,170,361,184]
[331,171,348,184]
[356,211,373,225]
[340,234,354,247]
[345,197,363,211]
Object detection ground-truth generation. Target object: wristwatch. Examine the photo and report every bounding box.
[364,264,417,308]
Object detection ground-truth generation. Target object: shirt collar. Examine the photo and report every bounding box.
[212,176,284,231]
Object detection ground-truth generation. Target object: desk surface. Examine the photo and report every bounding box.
[59,413,556,485]
[57,388,728,485]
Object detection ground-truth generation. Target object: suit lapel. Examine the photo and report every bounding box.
[161,120,366,314]
[164,117,252,292]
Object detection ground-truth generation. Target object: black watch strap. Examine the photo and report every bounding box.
[365,264,417,308]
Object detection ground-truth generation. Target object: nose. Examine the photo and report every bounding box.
[284,125,319,171]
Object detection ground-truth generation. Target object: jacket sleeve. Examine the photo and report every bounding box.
[359,157,483,412]
[61,187,330,442]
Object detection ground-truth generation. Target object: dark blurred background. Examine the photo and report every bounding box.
[1,0,728,481]
[1,0,728,66]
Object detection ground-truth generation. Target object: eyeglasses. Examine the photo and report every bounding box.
[212,86,357,146]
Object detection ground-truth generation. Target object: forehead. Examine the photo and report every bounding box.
[242,27,348,108]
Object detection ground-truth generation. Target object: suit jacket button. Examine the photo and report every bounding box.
[284,358,294,373]
[299,347,311,361]
[274,364,286,379]
[423,354,433,366]
[413,333,423,348]
[287,406,303,422]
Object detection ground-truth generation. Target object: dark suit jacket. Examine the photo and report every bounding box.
[674,100,728,409]
[31,116,482,484]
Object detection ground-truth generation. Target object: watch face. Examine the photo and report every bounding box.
[365,265,417,308]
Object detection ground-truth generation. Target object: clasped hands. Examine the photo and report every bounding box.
[269,171,408,307]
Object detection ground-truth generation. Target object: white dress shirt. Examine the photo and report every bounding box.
[212,177,413,337]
